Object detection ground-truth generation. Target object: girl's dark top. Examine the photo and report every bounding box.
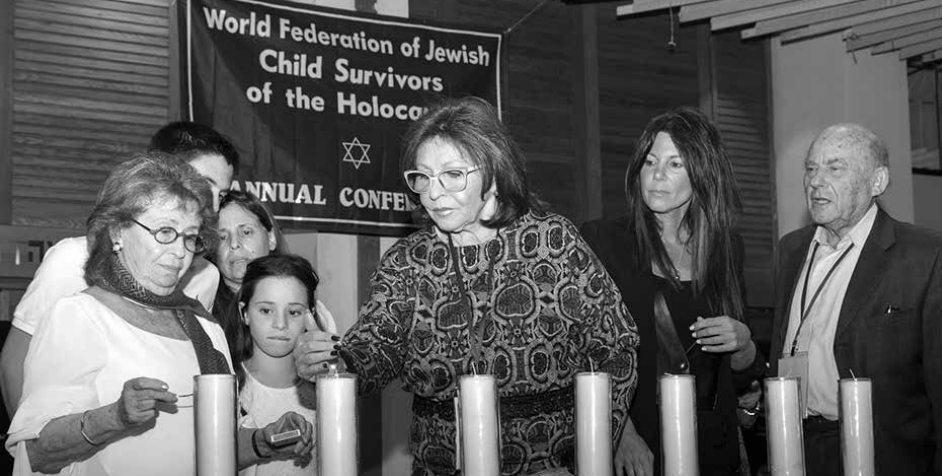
[581,216,766,476]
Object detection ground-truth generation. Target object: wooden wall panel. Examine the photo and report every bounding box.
[597,10,702,219]
[410,0,578,219]
[713,31,776,306]
[10,0,170,229]
[1,0,13,224]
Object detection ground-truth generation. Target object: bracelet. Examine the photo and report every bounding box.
[251,430,270,459]
[80,411,104,446]
[739,401,762,417]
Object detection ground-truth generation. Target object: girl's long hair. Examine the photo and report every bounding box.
[624,107,744,319]
[233,254,319,388]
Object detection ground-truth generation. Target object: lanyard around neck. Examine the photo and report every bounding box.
[789,240,855,356]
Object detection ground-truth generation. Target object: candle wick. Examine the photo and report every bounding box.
[849,368,856,379]
[589,358,595,374]
[471,360,478,376]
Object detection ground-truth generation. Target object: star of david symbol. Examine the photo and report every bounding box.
[342,137,371,170]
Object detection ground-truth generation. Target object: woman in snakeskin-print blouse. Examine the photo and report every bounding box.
[295,97,640,476]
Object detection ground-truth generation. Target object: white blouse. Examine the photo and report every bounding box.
[6,292,232,476]
[238,365,318,476]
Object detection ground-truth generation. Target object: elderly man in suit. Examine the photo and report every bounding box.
[770,123,942,475]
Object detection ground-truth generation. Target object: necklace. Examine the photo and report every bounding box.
[662,240,690,280]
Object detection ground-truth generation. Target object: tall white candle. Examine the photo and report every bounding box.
[659,374,699,476]
[317,370,358,476]
[576,372,613,476]
[839,378,874,476]
[459,374,501,476]
[194,374,237,476]
[765,377,805,476]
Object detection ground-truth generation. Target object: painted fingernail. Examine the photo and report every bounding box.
[333,344,341,351]
[330,351,338,357]
[696,339,702,344]
[331,335,341,342]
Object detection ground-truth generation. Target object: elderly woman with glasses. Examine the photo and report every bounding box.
[294,97,639,476]
[6,153,312,476]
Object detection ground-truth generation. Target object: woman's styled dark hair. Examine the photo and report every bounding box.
[233,254,320,387]
[216,190,289,256]
[84,152,217,285]
[400,96,545,228]
[624,107,744,319]
[149,121,240,172]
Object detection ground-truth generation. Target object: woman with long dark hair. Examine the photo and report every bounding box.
[582,107,765,476]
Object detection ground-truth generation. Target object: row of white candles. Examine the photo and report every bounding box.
[190,372,874,476]
[189,372,615,476]
[764,376,874,476]
[188,372,361,476]
[662,374,874,476]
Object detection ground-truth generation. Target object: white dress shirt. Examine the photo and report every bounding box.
[782,204,877,420]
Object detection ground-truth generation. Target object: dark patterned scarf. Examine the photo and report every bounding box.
[89,253,231,374]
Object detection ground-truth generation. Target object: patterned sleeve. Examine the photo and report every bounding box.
[563,219,640,441]
[338,239,416,395]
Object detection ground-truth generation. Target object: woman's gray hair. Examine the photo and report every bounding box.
[84,151,217,285]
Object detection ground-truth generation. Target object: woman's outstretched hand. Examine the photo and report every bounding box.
[116,377,177,429]
[690,316,751,353]
[691,315,757,370]
[293,330,342,381]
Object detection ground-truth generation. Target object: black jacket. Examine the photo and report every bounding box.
[770,208,942,475]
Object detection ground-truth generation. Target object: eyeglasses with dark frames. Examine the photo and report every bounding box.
[130,218,206,254]
[403,166,480,194]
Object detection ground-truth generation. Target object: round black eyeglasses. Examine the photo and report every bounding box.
[130,218,206,254]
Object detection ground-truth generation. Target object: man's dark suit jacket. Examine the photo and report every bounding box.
[770,207,942,475]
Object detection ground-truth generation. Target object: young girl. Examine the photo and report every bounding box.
[235,254,336,476]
